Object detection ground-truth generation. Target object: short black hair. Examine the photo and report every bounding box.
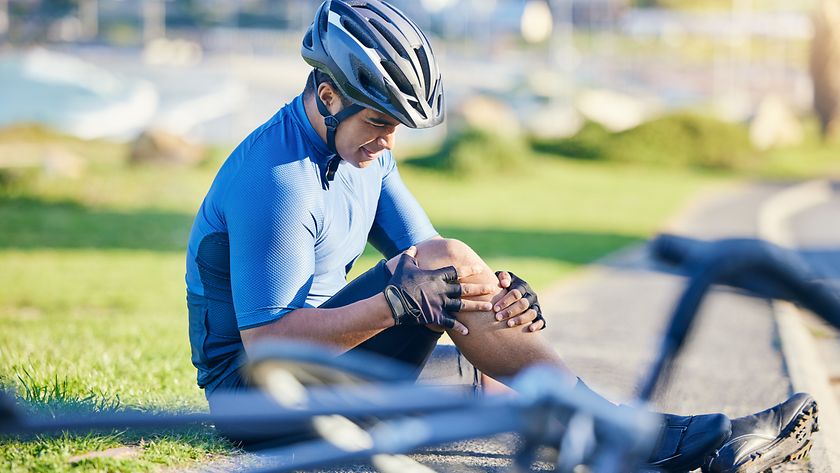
[304,69,350,107]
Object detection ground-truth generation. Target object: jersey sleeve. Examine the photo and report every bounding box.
[368,152,438,259]
[225,156,318,330]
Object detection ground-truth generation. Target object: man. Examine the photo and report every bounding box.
[185,1,818,472]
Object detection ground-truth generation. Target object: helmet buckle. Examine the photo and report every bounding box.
[324,116,339,130]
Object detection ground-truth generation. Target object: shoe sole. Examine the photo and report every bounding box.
[731,399,819,473]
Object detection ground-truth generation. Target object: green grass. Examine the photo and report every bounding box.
[1,132,230,472]
[753,139,840,180]
[4,122,826,471]
[347,154,728,285]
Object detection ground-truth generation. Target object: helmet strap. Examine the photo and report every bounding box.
[311,73,363,188]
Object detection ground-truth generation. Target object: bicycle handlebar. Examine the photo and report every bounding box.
[641,236,840,402]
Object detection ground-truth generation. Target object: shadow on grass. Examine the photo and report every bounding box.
[0,196,644,264]
[0,196,193,252]
[2,375,225,448]
[437,226,644,265]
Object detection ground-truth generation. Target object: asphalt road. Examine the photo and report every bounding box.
[543,183,795,413]
[540,182,815,473]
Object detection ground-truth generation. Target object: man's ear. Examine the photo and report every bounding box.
[317,83,343,115]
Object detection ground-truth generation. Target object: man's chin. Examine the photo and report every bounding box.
[352,156,376,168]
[343,151,378,168]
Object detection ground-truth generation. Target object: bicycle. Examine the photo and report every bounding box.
[2,236,838,472]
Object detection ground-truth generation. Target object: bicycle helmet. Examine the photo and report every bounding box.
[302,0,445,131]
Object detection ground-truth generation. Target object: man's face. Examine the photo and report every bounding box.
[334,108,400,168]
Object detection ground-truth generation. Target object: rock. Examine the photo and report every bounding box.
[129,129,204,166]
[143,37,203,67]
[576,89,657,132]
[448,95,521,138]
[749,95,804,150]
[525,101,583,140]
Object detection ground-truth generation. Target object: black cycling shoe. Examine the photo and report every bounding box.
[645,412,732,472]
[701,392,819,473]
[571,380,730,472]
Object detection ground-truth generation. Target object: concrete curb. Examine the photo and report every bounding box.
[757,179,840,472]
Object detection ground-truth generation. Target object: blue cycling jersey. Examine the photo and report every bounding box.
[184,94,437,389]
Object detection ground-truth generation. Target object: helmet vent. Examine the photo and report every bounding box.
[370,18,410,61]
[381,60,413,96]
[415,45,431,96]
[407,98,426,118]
[303,27,314,49]
[365,3,397,28]
[318,7,329,33]
[342,17,376,49]
[357,65,389,103]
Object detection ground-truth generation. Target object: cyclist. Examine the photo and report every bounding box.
[184,1,818,471]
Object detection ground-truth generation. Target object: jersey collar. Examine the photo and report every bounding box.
[291,94,330,162]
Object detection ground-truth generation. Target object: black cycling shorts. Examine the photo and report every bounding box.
[201,260,443,402]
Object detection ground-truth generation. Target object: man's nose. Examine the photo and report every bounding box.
[377,134,393,150]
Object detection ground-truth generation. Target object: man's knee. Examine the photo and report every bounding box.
[386,238,487,277]
[414,238,487,273]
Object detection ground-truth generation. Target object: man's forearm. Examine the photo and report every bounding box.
[240,293,395,352]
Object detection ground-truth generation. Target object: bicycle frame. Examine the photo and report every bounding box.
[643,236,840,401]
[0,364,659,473]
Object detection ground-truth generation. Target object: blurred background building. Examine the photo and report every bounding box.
[0,0,828,149]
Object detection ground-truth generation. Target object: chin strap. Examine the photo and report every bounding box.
[312,73,364,189]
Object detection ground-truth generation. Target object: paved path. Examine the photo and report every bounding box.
[539,182,813,472]
[542,183,794,413]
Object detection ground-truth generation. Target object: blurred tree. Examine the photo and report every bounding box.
[168,0,208,27]
[41,0,75,17]
[235,5,289,29]
[0,0,8,36]
[6,0,73,42]
[811,0,840,142]
[78,0,97,39]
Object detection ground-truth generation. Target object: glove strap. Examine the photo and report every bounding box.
[383,285,420,326]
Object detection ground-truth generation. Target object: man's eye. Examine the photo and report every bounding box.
[369,122,385,128]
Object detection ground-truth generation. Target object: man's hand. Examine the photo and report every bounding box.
[494,271,546,332]
[385,247,493,335]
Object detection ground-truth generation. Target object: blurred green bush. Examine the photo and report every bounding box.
[533,113,755,170]
[612,113,754,168]
[407,126,532,174]
[532,121,611,161]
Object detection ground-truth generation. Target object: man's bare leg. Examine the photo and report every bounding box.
[393,238,572,383]
[381,239,755,471]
